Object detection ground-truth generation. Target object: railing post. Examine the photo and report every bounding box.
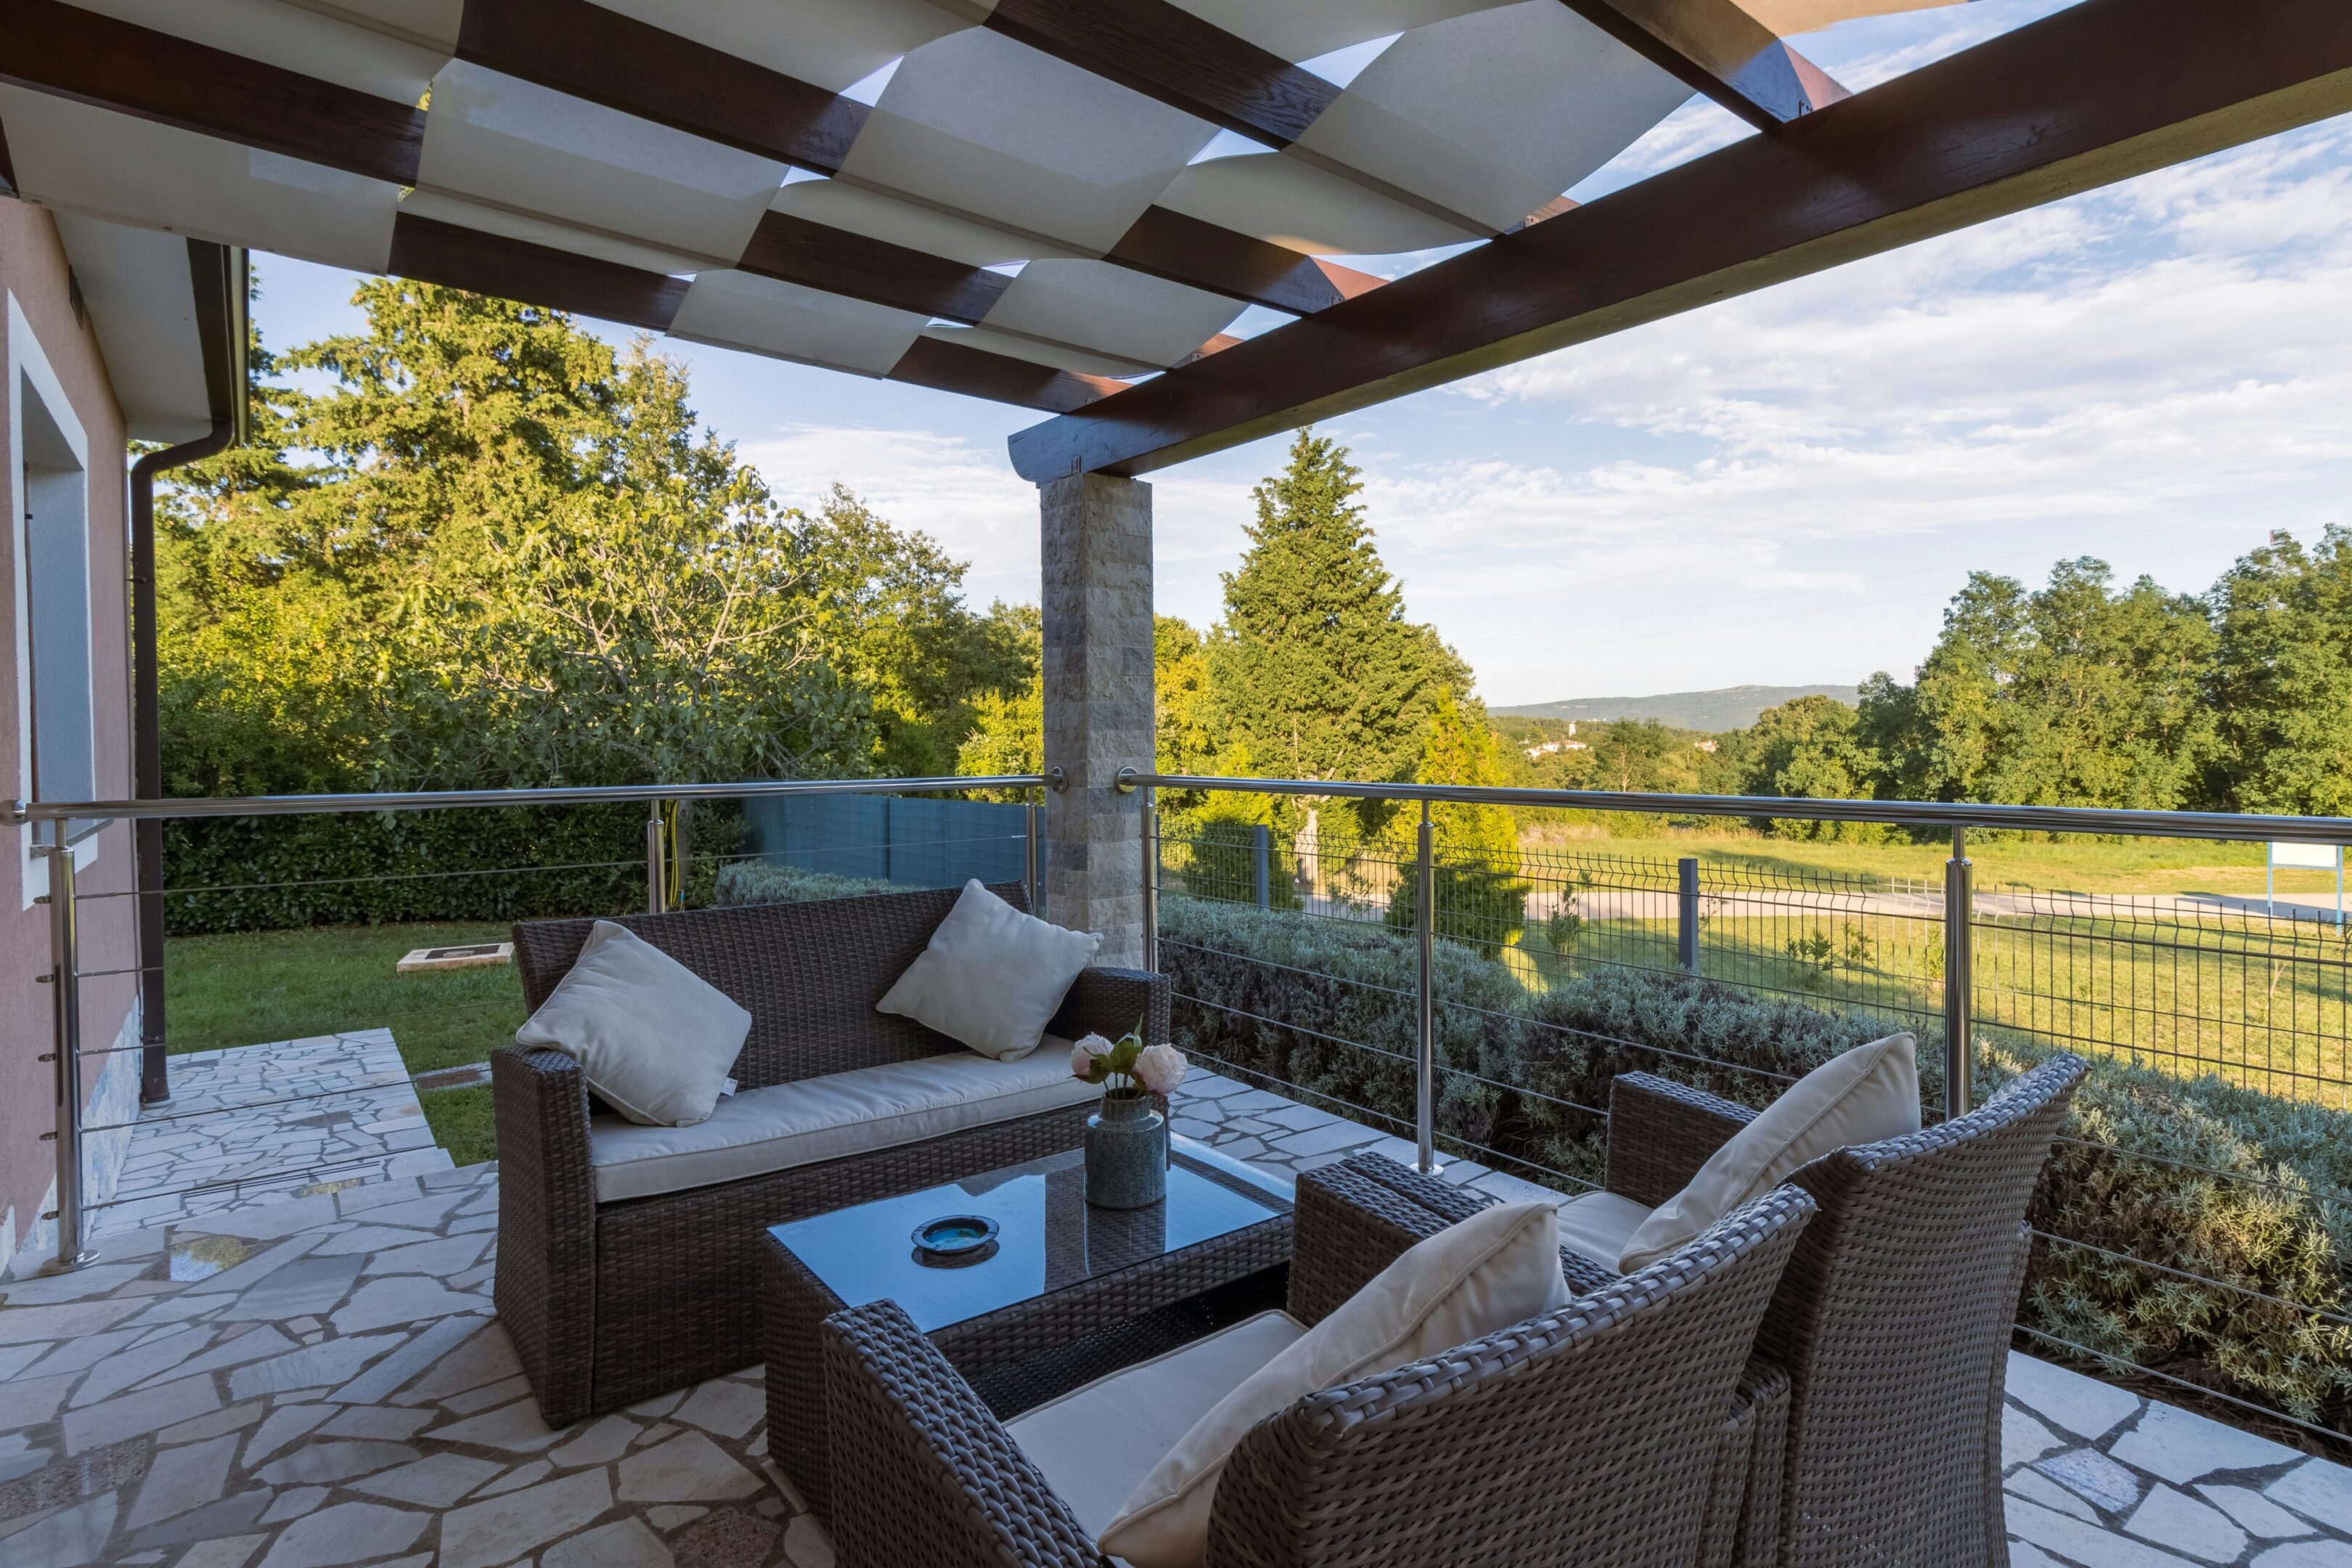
[42,844,97,1273]
[1252,824,1270,909]
[1416,801,1440,1175]
[1025,798,1043,917]
[1943,825,1974,1122]
[1676,856,1700,973]
[1140,788,1159,972]
[645,801,666,915]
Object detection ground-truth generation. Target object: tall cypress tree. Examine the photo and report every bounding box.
[1206,430,1465,807]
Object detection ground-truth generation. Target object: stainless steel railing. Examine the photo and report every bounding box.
[12,775,1048,1274]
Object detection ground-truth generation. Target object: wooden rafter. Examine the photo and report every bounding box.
[1106,207,1380,317]
[386,213,1118,413]
[0,0,425,185]
[1556,0,1847,131]
[738,211,1012,323]
[1008,0,2352,479]
[983,0,1338,147]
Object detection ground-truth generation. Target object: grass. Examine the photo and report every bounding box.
[165,920,529,1167]
[1517,827,2345,899]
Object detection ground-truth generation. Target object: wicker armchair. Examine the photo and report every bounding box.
[816,1163,1817,1568]
[494,882,1165,1425]
[1596,1052,2089,1568]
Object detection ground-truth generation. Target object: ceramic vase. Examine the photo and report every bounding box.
[1085,1092,1167,1208]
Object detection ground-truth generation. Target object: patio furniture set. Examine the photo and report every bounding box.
[491,879,2087,1567]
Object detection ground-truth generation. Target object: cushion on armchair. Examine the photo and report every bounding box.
[877,879,1101,1061]
[513,920,751,1127]
[1617,1032,1918,1273]
[1094,1200,1568,1568]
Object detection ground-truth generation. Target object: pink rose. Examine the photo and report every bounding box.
[1071,1034,1112,1081]
[1135,1042,1188,1096]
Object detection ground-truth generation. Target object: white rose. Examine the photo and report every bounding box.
[1071,1033,1112,1081]
[1135,1042,1188,1096]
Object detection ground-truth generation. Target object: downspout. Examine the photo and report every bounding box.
[131,242,247,1105]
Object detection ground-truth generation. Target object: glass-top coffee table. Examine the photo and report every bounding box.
[759,1135,1294,1523]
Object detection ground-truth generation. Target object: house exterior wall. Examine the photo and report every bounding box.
[0,197,140,1278]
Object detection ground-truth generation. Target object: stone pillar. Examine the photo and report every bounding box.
[1040,472,1153,967]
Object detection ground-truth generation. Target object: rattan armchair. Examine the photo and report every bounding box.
[1591,1051,2089,1568]
[816,1167,1817,1568]
[493,883,1166,1425]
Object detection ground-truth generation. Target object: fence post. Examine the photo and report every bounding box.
[42,844,96,1273]
[1416,801,1440,1175]
[1943,826,1974,1122]
[1140,789,1159,973]
[645,801,666,914]
[1251,824,1270,909]
[1025,799,1042,917]
[1676,857,1699,973]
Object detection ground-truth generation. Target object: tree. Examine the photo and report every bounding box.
[161,277,1005,793]
[1206,431,1468,809]
[1736,695,1885,841]
[2206,526,2352,814]
[1384,693,1527,946]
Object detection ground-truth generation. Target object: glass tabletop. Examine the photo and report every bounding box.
[768,1136,1293,1335]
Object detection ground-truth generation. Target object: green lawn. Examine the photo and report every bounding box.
[165,920,526,1166]
[1519,828,2340,899]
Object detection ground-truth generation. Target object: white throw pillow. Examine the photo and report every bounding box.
[1618,1032,1919,1273]
[875,880,1101,1061]
[1098,1201,1568,1568]
[513,920,751,1127]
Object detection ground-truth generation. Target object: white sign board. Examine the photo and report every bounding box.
[2271,842,2343,870]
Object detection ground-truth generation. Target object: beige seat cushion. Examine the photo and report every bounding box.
[1006,1311,1307,1543]
[1099,1201,1569,1568]
[877,878,1102,1061]
[1619,1032,1919,1273]
[586,1046,1097,1202]
[513,920,751,1127]
[1556,1189,1653,1268]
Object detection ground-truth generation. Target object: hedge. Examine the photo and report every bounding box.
[162,805,746,934]
[1157,893,2352,1437]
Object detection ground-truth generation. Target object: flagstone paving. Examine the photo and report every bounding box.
[1,1067,2344,1566]
[96,1034,452,1236]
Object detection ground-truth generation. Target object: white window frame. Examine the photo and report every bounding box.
[8,290,97,908]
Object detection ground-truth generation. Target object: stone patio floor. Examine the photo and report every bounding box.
[2,1061,2347,1567]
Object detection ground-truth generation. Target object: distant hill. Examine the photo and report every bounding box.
[1495,684,1859,732]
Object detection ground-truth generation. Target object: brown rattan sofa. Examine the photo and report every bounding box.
[818,1161,1818,1568]
[494,882,1166,1426]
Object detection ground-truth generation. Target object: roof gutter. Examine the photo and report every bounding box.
[131,240,247,1104]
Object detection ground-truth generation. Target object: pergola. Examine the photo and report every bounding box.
[5,0,2348,960]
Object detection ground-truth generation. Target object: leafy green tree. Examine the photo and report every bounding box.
[161,278,1003,793]
[1384,693,1527,946]
[1737,695,1886,840]
[2206,526,2352,815]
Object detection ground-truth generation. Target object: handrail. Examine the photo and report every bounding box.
[7,775,1048,825]
[1120,769,2352,845]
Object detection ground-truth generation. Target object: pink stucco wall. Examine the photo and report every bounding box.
[0,196,138,1270]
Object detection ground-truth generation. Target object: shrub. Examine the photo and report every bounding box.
[1158,894,2352,1437]
[714,860,901,905]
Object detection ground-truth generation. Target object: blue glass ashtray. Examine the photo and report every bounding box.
[912,1214,1000,1266]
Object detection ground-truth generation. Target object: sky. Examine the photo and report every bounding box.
[248,0,2352,711]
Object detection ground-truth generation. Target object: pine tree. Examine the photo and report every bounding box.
[1206,430,1466,823]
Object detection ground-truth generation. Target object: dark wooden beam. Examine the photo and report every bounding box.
[454,0,866,173]
[888,336,1124,413]
[0,0,424,185]
[1108,206,1380,315]
[389,213,691,330]
[386,213,1111,411]
[1008,0,2352,480]
[984,0,1337,147]
[1555,0,1845,131]
[738,211,1010,322]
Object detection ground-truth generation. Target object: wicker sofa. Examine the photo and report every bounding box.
[493,882,1166,1426]
[820,1158,1818,1568]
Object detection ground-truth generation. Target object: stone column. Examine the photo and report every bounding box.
[1040,472,1153,967]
